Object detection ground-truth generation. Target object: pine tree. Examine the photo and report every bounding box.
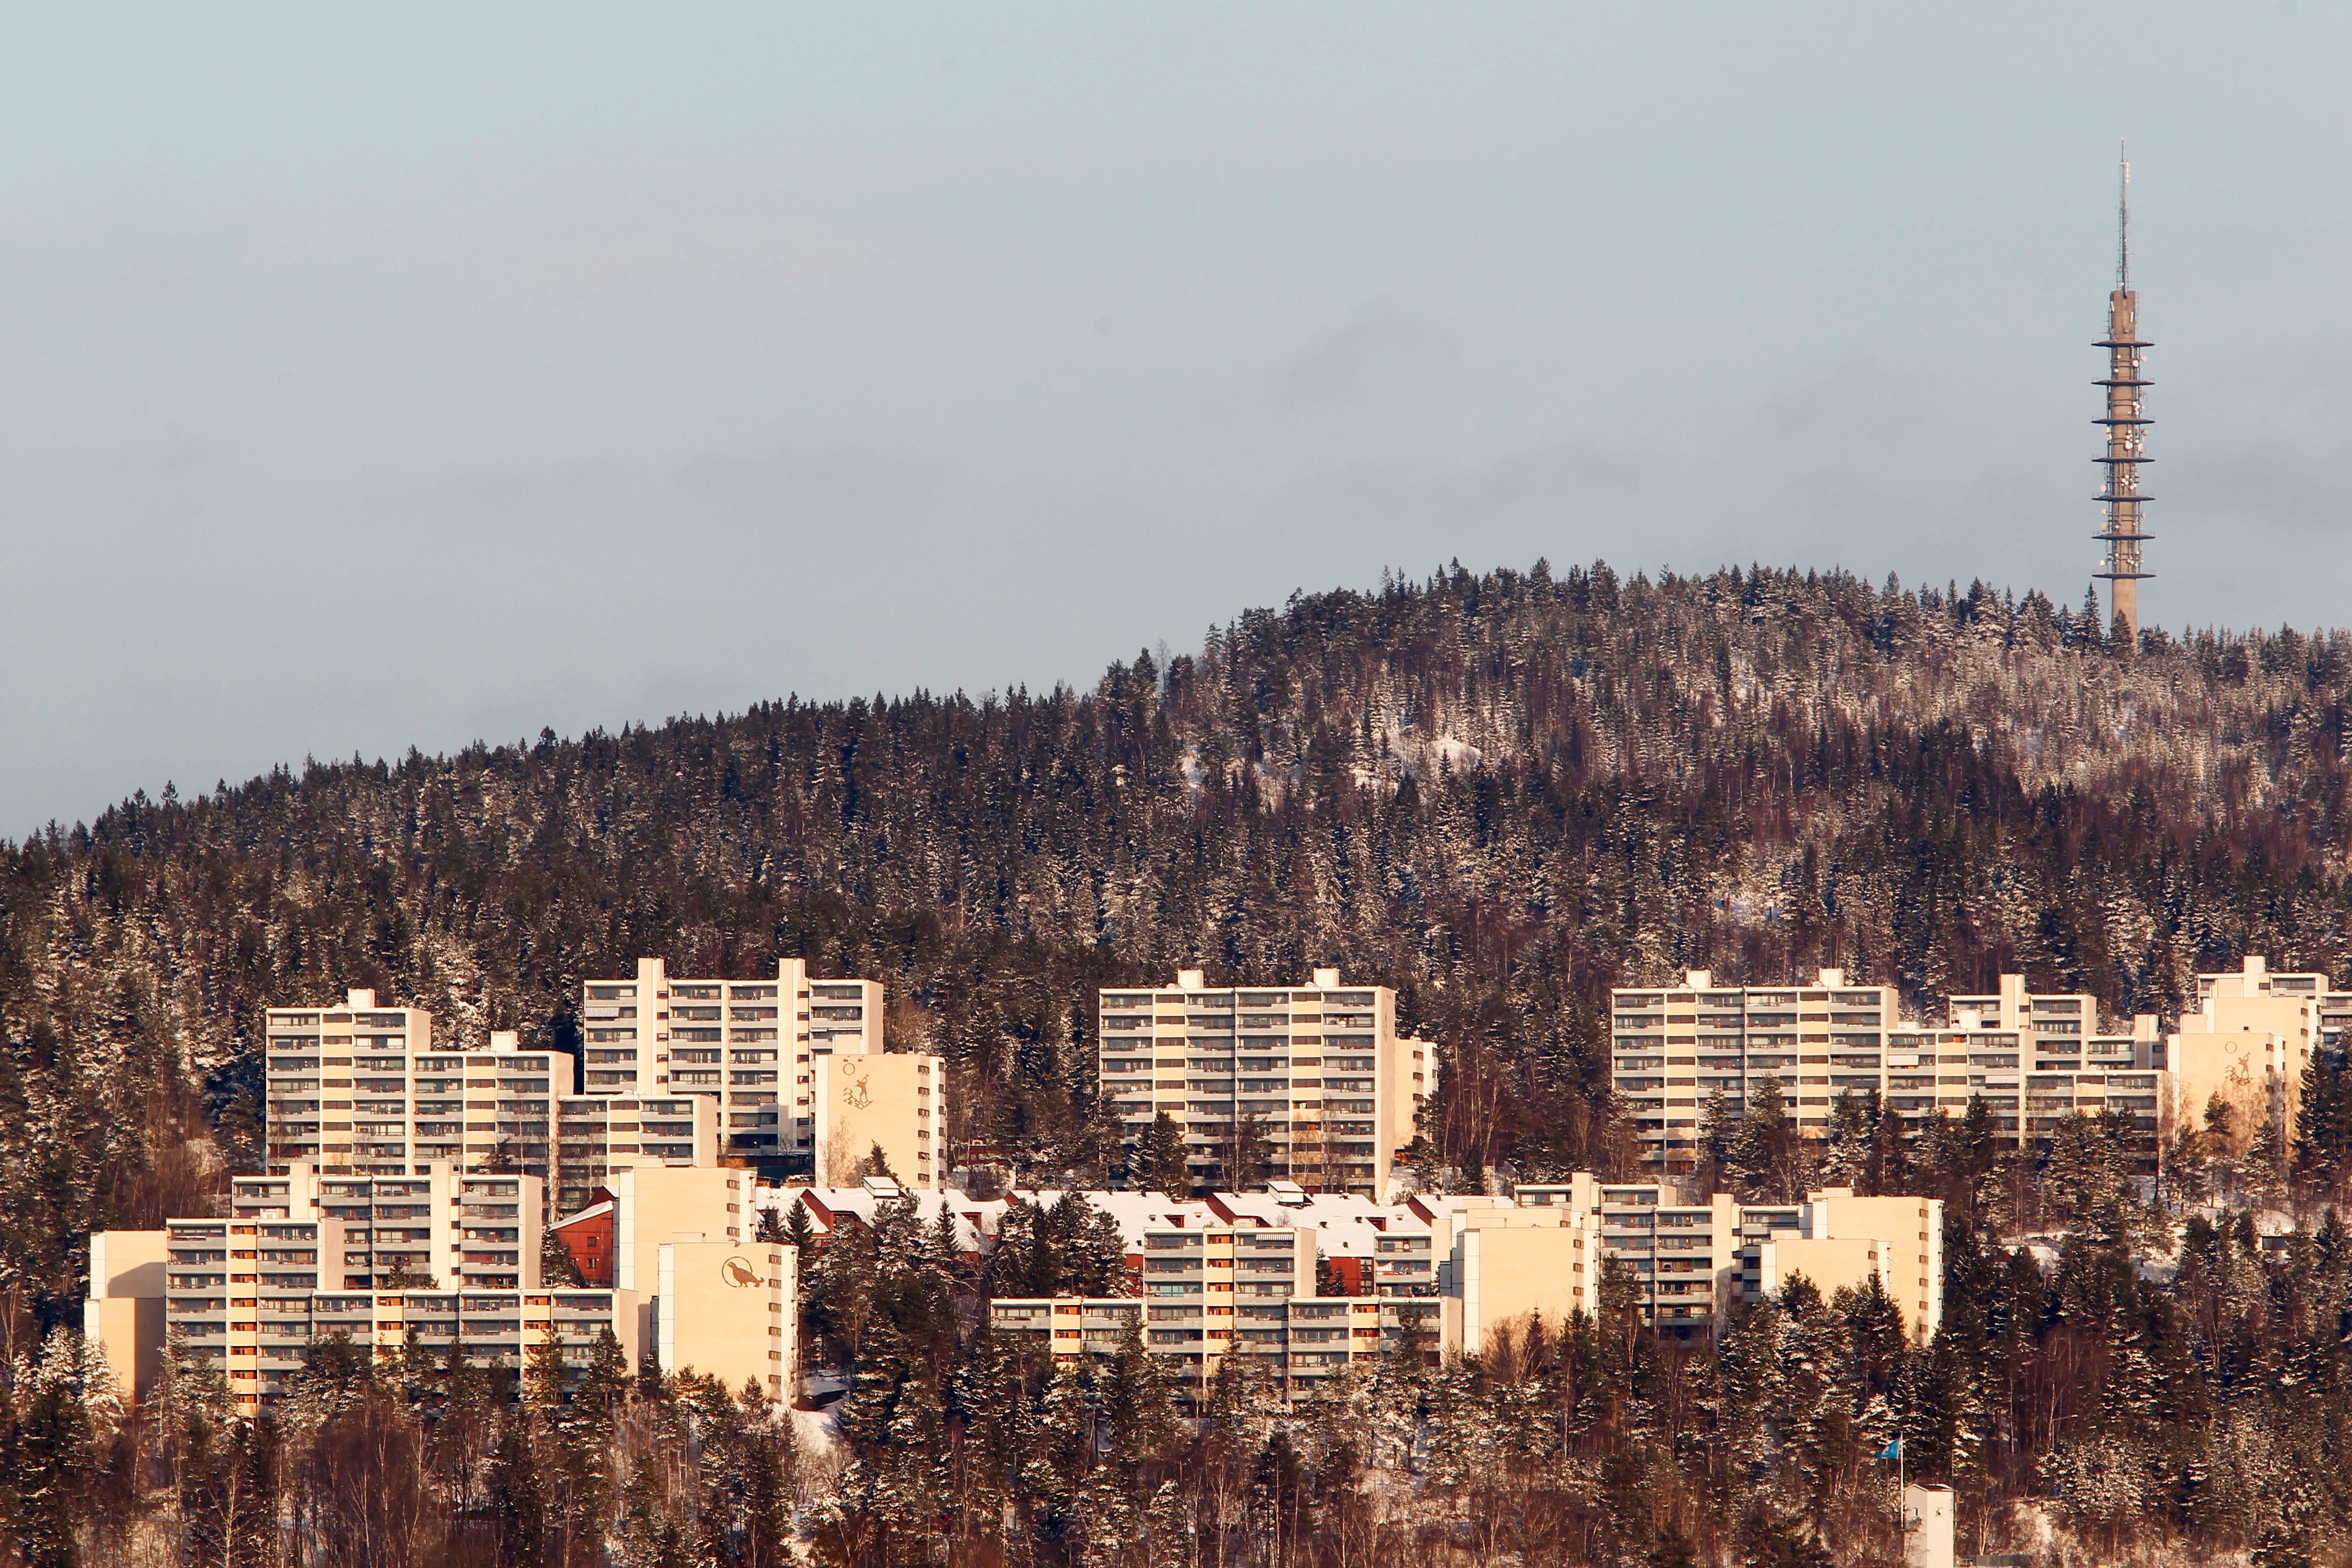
[538,1226,584,1286]
[1820,1092,1871,1186]
[2247,1110,2289,1212]
[1228,1111,1274,1191]
[1134,1112,1188,1193]
[9,1336,97,1568]
[487,1409,547,1568]
[2295,1044,2352,1203]
[783,1199,817,1258]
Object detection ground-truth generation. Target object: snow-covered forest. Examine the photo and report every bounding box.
[6,559,2352,1563]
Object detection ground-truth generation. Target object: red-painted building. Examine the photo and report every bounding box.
[550,1195,615,1286]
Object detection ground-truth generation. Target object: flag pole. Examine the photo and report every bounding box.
[1889,1436,1904,1556]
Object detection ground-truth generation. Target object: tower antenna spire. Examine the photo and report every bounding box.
[2117,142,2130,291]
[2093,147,2151,639]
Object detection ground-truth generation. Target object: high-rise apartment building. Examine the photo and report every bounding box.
[153,1212,635,1413]
[552,1093,721,1215]
[1096,968,1431,1196]
[982,1176,1943,1393]
[991,1210,1396,1401]
[579,957,882,1160]
[1881,1010,2157,1144]
[990,1294,1389,1401]
[95,1159,785,1414]
[264,994,569,1180]
[1612,969,2163,1169]
[1493,1177,1942,1343]
[2166,957,2352,1149]
[1610,969,1900,1167]
[226,1161,545,1292]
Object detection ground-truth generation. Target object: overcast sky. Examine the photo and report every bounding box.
[6,5,2352,833]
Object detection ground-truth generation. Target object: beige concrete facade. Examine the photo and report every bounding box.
[1611,969,1900,1165]
[1904,1484,1957,1568]
[231,1165,542,1291]
[159,1200,613,1412]
[264,995,571,1180]
[811,1052,946,1189]
[106,1171,656,1416]
[91,1227,169,1297]
[1444,1212,1598,1356]
[83,1230,169,1404]
[2167,957,2329,1152]
[1797,1189,1943,1339]
[1137,1216,1318,1383]
[1760,1236,1894,1315]
[1885,1013,2161,1149]
[1097,968,1432,1196]
[1945,974,2149,1064]
[580,957,884,1161]
[1466,1179,1945,1343]
[231,1161,466,1288]
[990,1210,1391,1398]
[656,1240,796,1398]
[607,1165,751,1348]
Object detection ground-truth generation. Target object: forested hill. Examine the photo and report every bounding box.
[8,560,2352,1276]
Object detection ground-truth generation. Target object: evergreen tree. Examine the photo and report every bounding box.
[1228,1110,1274,1191]
[8,1339,97,1568]
[2296,1044,2352,1203]
[487,1409,547,1568]
[538,1226,584,1286]
[783,1199,817,1257]
[1134,1111,1189,1193]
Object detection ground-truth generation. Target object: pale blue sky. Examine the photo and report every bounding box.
[6,5,2352,831]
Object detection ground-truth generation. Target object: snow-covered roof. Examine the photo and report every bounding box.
[1207,1189,1398,1231]
[1005,1188,1210,1251]
[1405,1193,1511,1224]
[759,1185,998,1253]
[549,1199,612,1232]
[1297,1212,1408,1257]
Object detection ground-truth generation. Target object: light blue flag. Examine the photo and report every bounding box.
[1878,1439,1901,1460]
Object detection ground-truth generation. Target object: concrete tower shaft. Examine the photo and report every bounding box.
[2093,154,2151,637]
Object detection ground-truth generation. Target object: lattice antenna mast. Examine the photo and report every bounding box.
[2094,145,2151,637]
[2117,151,2130,290]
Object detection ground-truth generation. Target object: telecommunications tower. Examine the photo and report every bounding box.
[2094,148,2152,637]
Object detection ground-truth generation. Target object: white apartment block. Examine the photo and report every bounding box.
[553,1093,721,1216]
[1097,967,1431,1196]
[992,1206,1409,1400]
[1886,1010,2160,1147]
[1493,1178,1942,1343]
[94,1161,783,1414]
[148,1164,571,1408]
[1611,968,2163,1168]
[2167,956,2352,1146]
[980,1176,1942,1393]
[1611,970,1898,1166]
[580,957,882,1162]
[265,992,570,1180]
[991,1295,1388,1401]
[155,1231,637,1414]
[226,1162,545,1293]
